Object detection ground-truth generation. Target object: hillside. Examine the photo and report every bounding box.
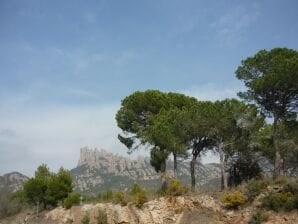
[0,172,28,193]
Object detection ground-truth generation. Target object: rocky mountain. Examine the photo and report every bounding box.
[0,172,28,193]
[71,147,221,193]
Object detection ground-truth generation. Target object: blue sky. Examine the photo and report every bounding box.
[0,0,297,175]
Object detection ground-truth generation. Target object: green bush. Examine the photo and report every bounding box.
[166,179,188,196]
[221,191,246,209]
[134,189,148,208]
[130,182,142,195]
[95,208,108,224]
[246,180,268,200]
[63,193,81,209]
[261,192,295,212]
[81,212,90,224]
[249,210,269,224]
[113,191,128,206]
[283,180,298,195]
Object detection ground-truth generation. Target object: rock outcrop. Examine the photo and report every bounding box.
[0,172,28,193]
[71,147,221,193]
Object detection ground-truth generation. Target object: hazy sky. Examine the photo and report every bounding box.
[0,0,297,176]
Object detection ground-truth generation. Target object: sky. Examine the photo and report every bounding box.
[0,0,297,176]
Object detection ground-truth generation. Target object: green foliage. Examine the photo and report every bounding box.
[283,180,298,194]
[130,182,142,195]
[95,209,108,224]
[261,192,294,212]
[81,212,90,224]
[134,189,148,208]
[221,191,246,209]
[166,179,188,196]
[23,164,72,209]
[249,210,269,224]
[113,191,128,206]
[174,207,183,214]
[63,193,81,209]
[246,180,268,200]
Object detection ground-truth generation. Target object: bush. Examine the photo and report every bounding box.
[166,179,188,196]
[113,191,128,206]
[95,208,108,224]
[134,189,148,208]
[81,212,90,224]
[63,193,81,209]
[261,192,295,212]
[221,191,246,209]
[0,191,25,219]
[249,210,269,224]
[283,180,298,195]
[130,182,142,195]
[246,180,268,200]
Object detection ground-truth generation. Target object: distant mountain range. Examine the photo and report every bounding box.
[0,147,221,194]
[70,147,221,194]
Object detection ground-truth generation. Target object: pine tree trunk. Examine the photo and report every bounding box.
[190,154,197,192]
[273,116,281,179]
[219,143,228,190]
[173,153,177,179]
[160,160,167,192]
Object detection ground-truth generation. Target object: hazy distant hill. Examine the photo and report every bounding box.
[0,172,28,193]
[70,147,221,193]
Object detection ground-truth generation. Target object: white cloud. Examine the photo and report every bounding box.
[211,6,260,46]
[181,81,245,101]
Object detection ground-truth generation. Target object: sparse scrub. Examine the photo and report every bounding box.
[166,179,188,196]
[113,191,128,206]
[95,208,108,224]
[246,180,268,201]
[249,210,269,224]
[221,191,246,209]
[261,192,296,212]
[134,189,148,208]
[101,189,113,202]
[174,207,183,214]
[63,193,81,209]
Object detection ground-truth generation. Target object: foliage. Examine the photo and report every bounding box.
[261,192,296,212]
[95,208,108,224]
[81,212,90,224]
[221,191,246,209]
[245,180,268,201]
[63,193,81,209]
[283,180,298,194]
[166,179,188,196]
[23,164,72,209]
[249,210,269,224]
[113,191,128,206]
[134,189,148,208]
[236,48,298,178]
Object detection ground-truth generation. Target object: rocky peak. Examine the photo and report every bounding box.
[0,172,28,192]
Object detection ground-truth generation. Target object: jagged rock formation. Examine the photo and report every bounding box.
[71,147,221,193]
[0,172,28,193]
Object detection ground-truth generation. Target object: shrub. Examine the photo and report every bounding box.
[261,192,294,212]
[221,191,246,209]
[134,189,148,208]
[63,193,81,209]
[95,208,108,224]
[166,179,188,196]
[246,180,268,200]
[130,182,142,195]
[174,207,183,214]
[283,180,298,195]
[113,191,128,206]
[249,210,269,224]
[81,212,90,224]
